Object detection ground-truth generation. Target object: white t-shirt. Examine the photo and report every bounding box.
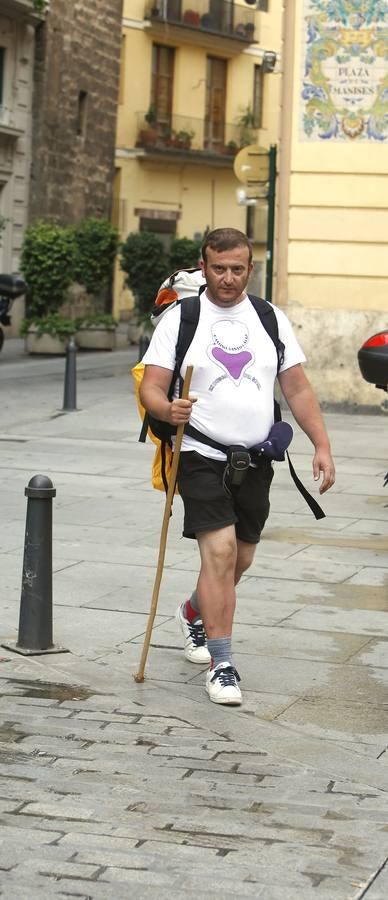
[142,292,306,460]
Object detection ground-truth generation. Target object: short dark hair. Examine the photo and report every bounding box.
[201,228,252,264]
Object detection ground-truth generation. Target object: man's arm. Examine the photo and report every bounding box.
[139,365,196,427]
[278,364,335,494]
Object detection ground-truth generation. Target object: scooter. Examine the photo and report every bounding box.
[0,274,27,352]
[358,331,388,485]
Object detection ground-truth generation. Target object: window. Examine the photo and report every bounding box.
[208,0,233,33]
[205,57,227,151]
[258,1,269,10]
[151,45,174,133]
[253,65,263,128]
[77,90,88,136]
[140,217,176,253]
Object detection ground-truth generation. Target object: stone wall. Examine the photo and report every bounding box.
[0,13,35,277]
[29,0,122,224]
[288,303,388,413]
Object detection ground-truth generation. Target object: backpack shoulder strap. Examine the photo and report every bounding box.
[249,295,325,519]
[248,294,285,374]
[248,294,284,422]
[174,295,201,380]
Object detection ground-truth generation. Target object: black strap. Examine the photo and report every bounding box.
[286,451,325,520]
[160,440,169,494]
[185,422,227,453]
[139,412,149,443]
[174,295,201,381]
[248,295,285,373]
[184,423,325,520]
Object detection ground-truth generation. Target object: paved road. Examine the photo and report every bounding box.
[0,338,388,898]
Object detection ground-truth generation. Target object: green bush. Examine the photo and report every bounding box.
[169,237,202,271]
[20,221,75,317]
[120,231,168,316]
[72,219,119,295]
[20,313,76,338]
[75,313,118,328]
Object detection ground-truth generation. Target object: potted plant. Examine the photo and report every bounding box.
[224,140,238,156]
[120,231,168,342]
[20,313,76,355]
[75,312,118,351]
[20,221,76,355]
[237,106,256,147]
[172,129,194,150]
[139,107,158,146]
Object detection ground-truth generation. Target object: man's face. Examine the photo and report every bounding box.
[201,245,253,307]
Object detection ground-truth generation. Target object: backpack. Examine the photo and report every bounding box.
[132,293,325,519]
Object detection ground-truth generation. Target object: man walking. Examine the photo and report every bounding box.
[140,228,335,706]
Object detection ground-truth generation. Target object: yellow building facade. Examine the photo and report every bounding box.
[276,0,388,408]
[114,0,282,317]
[115,1,387,409]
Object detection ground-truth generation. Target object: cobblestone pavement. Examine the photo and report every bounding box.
[0,339,387,898]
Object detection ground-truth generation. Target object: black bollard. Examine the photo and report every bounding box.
[2,475,68,655]
[138,335,150,362]
[62,336,77,411]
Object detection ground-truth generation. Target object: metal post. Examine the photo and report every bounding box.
[62,337,77,411]
[2,475,68,655]
[265,144,277,303]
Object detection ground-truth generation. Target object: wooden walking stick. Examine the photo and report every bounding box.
[134,365,194,683]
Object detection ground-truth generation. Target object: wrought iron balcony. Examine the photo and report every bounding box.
[145,0,256,44]
[135,111,257,160]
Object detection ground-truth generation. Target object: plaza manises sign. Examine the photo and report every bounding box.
[300,0,387,142]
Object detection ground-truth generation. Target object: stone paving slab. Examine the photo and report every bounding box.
[282,605,388,636]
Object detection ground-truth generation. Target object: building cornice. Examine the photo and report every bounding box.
[0,0,44,24]
[122,17,150,30]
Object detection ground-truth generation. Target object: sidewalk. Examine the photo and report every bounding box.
[1,337,388,899]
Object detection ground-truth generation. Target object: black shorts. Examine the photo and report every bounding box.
[177,451,274,543]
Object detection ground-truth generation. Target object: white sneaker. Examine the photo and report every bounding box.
[176,603,211,664]
[206,662,242,705]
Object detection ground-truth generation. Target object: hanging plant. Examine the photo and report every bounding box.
[32,0,49,13]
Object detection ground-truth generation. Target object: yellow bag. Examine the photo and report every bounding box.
[131,362,178,493]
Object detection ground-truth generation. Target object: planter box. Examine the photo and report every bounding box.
[25,330,68,355]
[75,326,116,351]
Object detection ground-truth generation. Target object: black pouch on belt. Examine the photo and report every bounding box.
[223,445,251,492]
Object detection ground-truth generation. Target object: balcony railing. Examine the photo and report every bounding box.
[145,0,256,43]
[136,112,257,158]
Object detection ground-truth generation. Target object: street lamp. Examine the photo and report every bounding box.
[262,51,278,73]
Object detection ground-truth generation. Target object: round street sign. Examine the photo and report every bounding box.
[233,145,270,185]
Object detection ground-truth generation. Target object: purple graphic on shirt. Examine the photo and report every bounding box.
[212,347,252,380]
[208,318,254,385]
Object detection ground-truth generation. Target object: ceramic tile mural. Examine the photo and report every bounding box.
[301,1,387,141]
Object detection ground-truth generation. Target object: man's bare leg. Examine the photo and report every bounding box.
[235,538,257,585]
[196,525,237,638]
